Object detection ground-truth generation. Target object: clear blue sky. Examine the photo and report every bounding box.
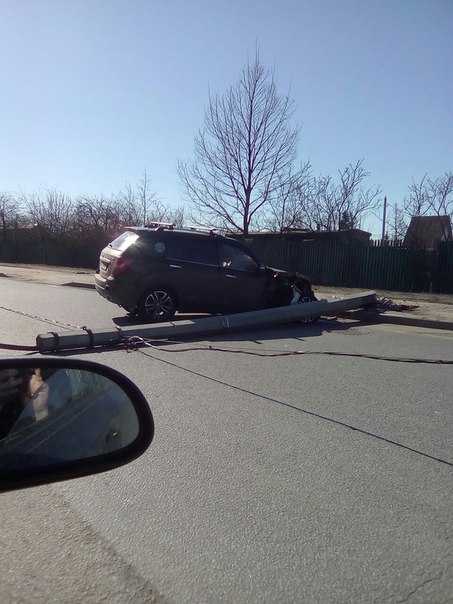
[1,0,452,236]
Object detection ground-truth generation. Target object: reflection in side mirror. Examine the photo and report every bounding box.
[0,358,154,492]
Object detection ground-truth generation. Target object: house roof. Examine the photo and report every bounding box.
[404,215,452,249]
[239,228,372,242]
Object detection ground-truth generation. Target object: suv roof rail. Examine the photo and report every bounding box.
[186,225,217,234]
[145,221,176,230]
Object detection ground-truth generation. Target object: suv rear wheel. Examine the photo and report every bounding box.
[138,288,176,322]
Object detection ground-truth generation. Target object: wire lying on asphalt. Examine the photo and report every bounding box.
[134,344,453,468]
[124,336,453,365]
[0,304,81,353]
[0,342,39,352]
[0,304,83,330]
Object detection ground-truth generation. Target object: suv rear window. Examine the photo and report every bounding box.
[110,231,139,251]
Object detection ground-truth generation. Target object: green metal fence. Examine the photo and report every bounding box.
[434,241,453,293]
[1,232,452,293]
[0,235,108,269]
[244,238,453,293]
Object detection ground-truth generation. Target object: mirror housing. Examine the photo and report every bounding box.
[0,357,154,492]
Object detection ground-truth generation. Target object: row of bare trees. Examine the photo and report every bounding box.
[4,169,451,243]
[0,173,185,242]
[263,159,382,233]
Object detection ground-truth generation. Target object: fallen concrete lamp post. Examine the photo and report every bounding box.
[36,291,376,353]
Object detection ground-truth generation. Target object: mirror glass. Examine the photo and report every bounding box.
[0,366,140,472]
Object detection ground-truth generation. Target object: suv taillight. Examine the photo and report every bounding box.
[112,257,133,277]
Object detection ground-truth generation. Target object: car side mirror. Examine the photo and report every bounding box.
[0,358,154,492]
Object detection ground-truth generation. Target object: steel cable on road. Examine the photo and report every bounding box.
[0,304,82,353]
[125,336,453,365]
[0,304,84,330]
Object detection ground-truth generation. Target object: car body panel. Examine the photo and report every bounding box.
[94,226,315,319]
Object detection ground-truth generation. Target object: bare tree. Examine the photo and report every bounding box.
[178,55,300,236]
[263,162,312,233]
[114,171,159,226]
[115,173,177,227]
[386,203,408,240]
[74,195,122,234]
[164,205,185,228]
[404,172,453,239]
[299,160,381,231]
[405,175,429,217]
[116,183,140,225]
[24,188,74,237]
[305,173,337,231]
[73,173,181,236]
[136,170,158,225]
[0,192,21,240]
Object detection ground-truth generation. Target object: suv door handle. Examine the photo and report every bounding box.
[169,264,182,269]
[225,274,237,279]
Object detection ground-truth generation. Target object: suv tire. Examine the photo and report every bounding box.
[299,294,319,323]
[138,287,177,322]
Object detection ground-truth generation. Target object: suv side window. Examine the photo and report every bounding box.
[166,236,218,266]
[219,243,259,272]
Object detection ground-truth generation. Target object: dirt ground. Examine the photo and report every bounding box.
[314,285,453,324]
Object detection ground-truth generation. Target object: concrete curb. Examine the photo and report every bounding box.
[340,310,453,331]
[62,282,96,289]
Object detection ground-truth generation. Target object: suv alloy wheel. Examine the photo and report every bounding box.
[138,288,176,322]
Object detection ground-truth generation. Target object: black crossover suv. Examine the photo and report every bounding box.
[95,224,316,322]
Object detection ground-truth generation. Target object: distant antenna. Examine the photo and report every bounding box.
[381,196,387,240]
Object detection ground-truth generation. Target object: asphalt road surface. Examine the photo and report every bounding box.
[1,279,452,603]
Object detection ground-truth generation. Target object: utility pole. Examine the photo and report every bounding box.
[381,196,387,241]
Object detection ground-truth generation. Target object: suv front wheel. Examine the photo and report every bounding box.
[137,287,177,322]
[298,295,318,323]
